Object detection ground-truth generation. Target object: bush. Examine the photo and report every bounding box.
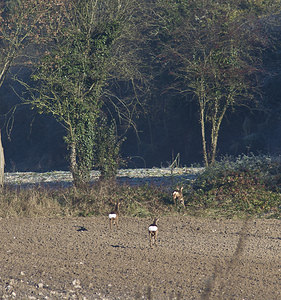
[1,156,280,219]
[184,154,281,217]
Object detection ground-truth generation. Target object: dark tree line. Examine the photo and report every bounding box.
[1,0,281,187]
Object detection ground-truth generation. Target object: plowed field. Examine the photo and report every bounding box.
[0,216,280,299]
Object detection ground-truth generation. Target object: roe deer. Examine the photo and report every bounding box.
[109,201,120,229]
[148,217,159,247]
[172,186,185,207]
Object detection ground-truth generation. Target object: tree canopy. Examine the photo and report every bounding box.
[0,0,281,177]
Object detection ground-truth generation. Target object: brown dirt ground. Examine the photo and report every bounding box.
[0,216,280,299]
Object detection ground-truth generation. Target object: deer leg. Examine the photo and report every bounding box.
[149,233,153,247]
[180,199,185,207]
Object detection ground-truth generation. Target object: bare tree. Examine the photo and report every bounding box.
[0,0,55,184]
[147,0,281,166]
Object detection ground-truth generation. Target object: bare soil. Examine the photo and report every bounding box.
[0,216,280,299]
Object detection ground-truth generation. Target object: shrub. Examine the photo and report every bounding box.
[184,154,281,217]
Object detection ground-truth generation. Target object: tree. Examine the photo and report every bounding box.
[0,0,57,185]
[148,0,281,166]
[0,0,66,88]
[22,0,143,187]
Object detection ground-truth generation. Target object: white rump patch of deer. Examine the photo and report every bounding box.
[148,225,158,232]
[109,214,117,219]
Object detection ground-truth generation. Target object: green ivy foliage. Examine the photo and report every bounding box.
[29,7,124,187]
[94,117,125,180]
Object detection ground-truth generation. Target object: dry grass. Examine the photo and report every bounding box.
[0,180,174,218]
[0,186,63,218]
[1,160,280,219]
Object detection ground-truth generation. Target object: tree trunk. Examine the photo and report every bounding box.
[210,127,219,165]
[199,105,209,167]
[69,141,79,186]
[210,104,228,165]
[0,130,5,187]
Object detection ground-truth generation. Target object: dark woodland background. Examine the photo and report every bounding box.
[1,62,281,172]
[1,2,281,172]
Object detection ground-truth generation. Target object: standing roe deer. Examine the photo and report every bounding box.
[148,217,159,247]
[172,186,185,207]
[109,201,120,229]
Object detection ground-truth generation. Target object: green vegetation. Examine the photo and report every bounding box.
[1,2,281,214]
[21,0,135,187]
[1,0,281,179]
[184,154,281,218]
[0,155,280,219]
